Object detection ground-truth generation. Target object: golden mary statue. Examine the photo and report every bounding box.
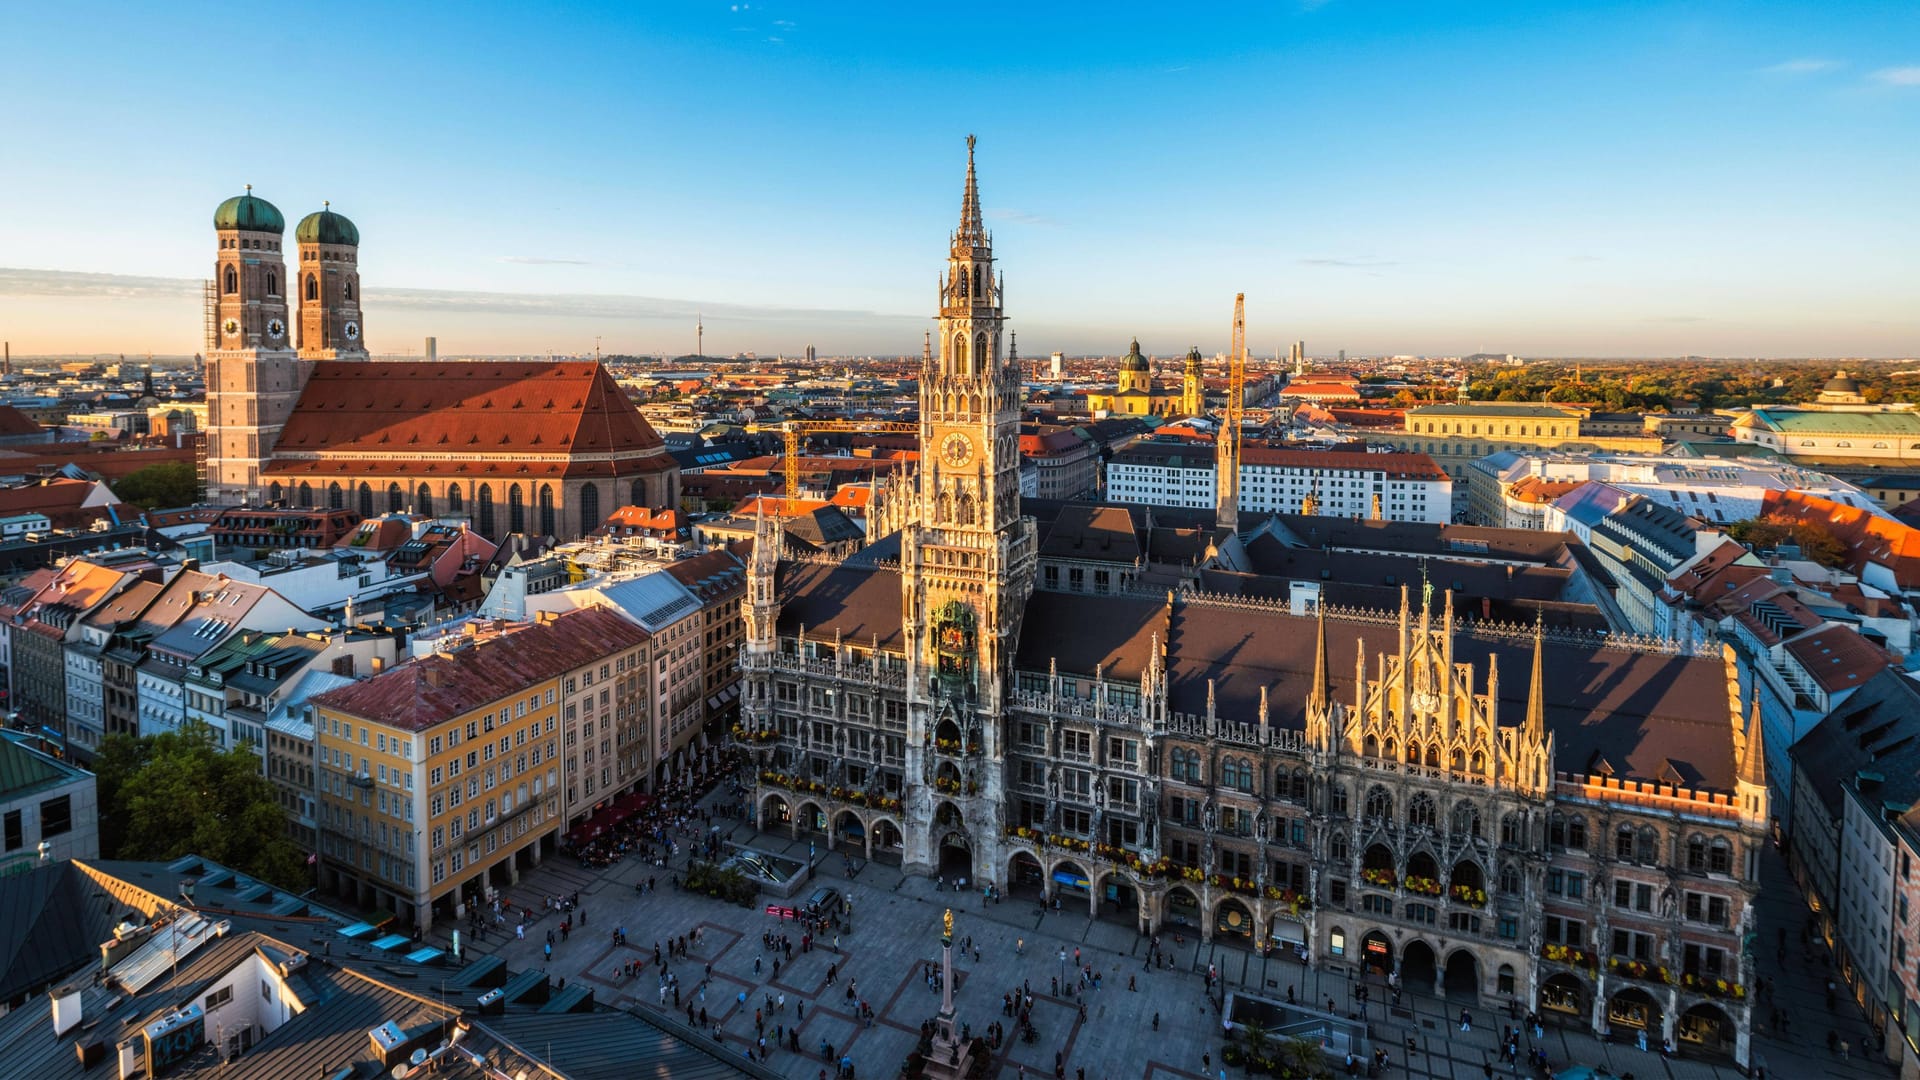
[943,908,954,944]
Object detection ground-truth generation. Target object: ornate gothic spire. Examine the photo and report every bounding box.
[954,133,985,252]
[1524,609,1547,741]
[1739,687,1768,788]
[1307,601,1330,719]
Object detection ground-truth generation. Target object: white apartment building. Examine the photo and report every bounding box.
[1105,442,1452,524]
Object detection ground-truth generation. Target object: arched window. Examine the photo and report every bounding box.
[1288,768,1309,803]
[1364,787,1392,822]
[266,272,278,296]
[1408,794,1436,829]
[297,482,313,508]
[223,267,238,294]
[1382,737,1397,760]
[305,274,318,301]
[447,486,463,514]
[1424,744,1441,768]
[328,482,344,510]
[1566,816,1586,850]
[417,484,433,517]
[1405,742,1420,764]
[976,331,989,369]
[1363,734,1378,758]
[357,482,373,518]
[1636,826,1660,865]
[1686,835,1706,872]
[1471,749,1486,772]
[631,478,647,508]
[1327,783,1348,817]
[1220,758,1241,791]
[1498,862,1521,893]
[344,280,355,301]
[971,264,982,299]
[578,482,601,535]
[1234,757,1253,793]
[1451,801,1481,838]
[387,483,404,514]
[1170,748,1189,782]
[268,481,283,504]
[1451,748,1466,772]
[1615,825,1635,861]
[1500,813,1524,848]
[953,332,969,373]
[508,484,525,533]
[537,484,555,537]
[477,486,495,537]
[1330,832,1348,860]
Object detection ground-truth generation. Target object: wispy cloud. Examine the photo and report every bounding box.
[0,267,921,330]
[1761,58,1842,75]
[1870,66,1920,87]
[986,208,1058,228]
[1164,65,1190,74]
[498,255,593,266]
[1299,256,1396,269]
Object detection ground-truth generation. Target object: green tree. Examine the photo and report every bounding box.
[94,726,306,889]
[110,461,199,510]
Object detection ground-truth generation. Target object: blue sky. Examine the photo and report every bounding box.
[1,1,1915,358]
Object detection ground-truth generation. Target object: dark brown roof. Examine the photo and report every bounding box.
[0,404,45,438]
[1040,504,1142,562]
[268,361,674,478]
[777,561,906,649]
[1783,624,1893,693]
[1016,590,1738,790]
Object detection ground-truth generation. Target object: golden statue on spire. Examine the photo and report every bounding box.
[943,907,954,944]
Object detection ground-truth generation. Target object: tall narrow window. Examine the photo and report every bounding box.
[224,267,238,294]
[538,484,556,537]
[477,486,495,537]
[508,485,525,533]
[305,274,318,301]
[578,482,601,535]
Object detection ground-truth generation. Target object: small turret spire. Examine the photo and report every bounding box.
[1307,601,1330,718]
[1524,609,1546,741]
[1740,686,1768,788]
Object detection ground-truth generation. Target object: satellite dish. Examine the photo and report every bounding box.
[410,1049,429,1066]
[391,1067,411,1079]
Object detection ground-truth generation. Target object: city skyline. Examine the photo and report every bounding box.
[2,1,1916,358]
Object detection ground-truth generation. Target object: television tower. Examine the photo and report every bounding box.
[696,313,704,359]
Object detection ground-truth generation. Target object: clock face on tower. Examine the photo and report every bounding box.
[940,432,974,467]
[222,318,240,338]
[266,318,285,340]
[343,321,360,341]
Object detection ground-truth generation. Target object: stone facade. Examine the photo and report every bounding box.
[739,140,1768,1069]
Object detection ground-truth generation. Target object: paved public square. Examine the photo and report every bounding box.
[422,775,1894,1080]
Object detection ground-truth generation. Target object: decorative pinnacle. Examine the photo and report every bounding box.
[245,183,252,194]
[955,135,985,248]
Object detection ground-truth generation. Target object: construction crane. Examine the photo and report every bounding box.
[748,419,920,507]
[1216,293,1248,532]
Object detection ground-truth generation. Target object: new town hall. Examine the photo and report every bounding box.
[739,139,1766,1067]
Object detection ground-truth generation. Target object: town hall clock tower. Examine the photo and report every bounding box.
[899,136,1038,877]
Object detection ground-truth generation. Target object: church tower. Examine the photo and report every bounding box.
[205,189,307,503]
[295,204,367,359]
[1181,345,1204,417]
[899,135,1038,876]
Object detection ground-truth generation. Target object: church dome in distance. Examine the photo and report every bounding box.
[1824,369,1859,394]
[1121,338,1150,371]
[296,206,360,247]
[214,190,284,233]
[1186,346,1203,363]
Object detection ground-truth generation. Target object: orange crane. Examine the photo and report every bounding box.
[1216,293,1247,530]
[749,419,920,507]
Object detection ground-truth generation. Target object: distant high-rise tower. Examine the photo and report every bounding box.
[1049,351,1063,381]
[697,314,703,359]
[805,344,816,366]
[295,203,367,359]
[424,336,437,362]
[205,188,305,503]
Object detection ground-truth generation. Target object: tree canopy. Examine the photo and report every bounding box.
[110,461,199,510]
[93,725,307,889]
[1727,516,1848,568]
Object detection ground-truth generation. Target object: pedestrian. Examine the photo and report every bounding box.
[1202,1052,1210,1072]
[1460,1009,1472,1032]
[1016,937,1024,955]
[1153,1013,1159,1031]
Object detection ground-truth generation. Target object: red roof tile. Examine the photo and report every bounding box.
[267,361,673,479]
[1761,489,1920,589]
[1241,444,1450,481]
[312,607,650,731]
[1783,624,1893,693]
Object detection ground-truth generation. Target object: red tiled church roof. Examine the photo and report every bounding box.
[268,361,672,477]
